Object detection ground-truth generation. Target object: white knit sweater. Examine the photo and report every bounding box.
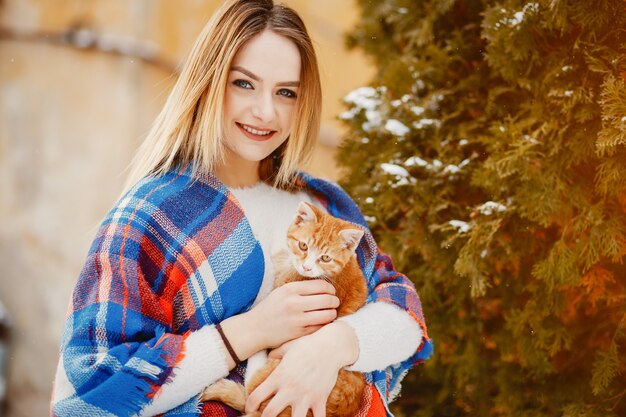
[138,182,423,416]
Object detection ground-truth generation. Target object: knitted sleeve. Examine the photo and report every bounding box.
[337,301,423,372]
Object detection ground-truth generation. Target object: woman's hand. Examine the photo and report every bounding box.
[252,280,340,347]
[218,280,339,368]
[245,321,360,417]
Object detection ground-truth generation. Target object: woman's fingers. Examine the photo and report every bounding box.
[246,378,276,414]
[299,293,340,312]
[300,309,337,328]
[260,392,291,417]
[247,379,312,417]
[268,340,294,359]
[311,402,326,417]
[247,279,339,349]
[283,279,336,296]
[291,403,310,417]
[251,332,340,417]
[256,391,315,417]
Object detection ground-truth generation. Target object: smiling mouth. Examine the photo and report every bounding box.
[237,123,276,141]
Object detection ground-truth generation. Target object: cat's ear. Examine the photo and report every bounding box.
[294,202,318,226]
[339,228,364,251]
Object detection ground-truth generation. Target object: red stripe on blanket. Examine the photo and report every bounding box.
[137,266,168,323]
[119,170,183,342]
[357,383,387,417]
[199,401,235,417]
[192,197,244,254]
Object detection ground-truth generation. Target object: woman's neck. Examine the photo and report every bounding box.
[214,148,261,188]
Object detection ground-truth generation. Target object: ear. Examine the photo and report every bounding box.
[293,202,318,226]
[339,228,364,251]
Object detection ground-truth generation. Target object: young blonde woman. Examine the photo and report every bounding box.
[51,1,433,416]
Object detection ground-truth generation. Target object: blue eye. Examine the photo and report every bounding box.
[278,89,297,99]
[233,79,253,89]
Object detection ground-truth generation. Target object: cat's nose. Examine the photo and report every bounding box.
[303,265,312,272]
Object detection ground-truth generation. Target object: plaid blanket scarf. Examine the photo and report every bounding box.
[52,165,433,417]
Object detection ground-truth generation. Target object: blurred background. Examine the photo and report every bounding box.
[0,1,372,415]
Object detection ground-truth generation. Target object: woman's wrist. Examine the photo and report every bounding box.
[314,321,360,368]
[218,311,267,369]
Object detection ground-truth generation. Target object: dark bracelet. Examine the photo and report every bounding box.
[215,322,241,364]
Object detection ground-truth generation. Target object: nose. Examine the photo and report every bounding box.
[303,265,312,272]
[252,91,276,123]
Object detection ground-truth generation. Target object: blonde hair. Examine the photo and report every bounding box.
[123,0,321,191]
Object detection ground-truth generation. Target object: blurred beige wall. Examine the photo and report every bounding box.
[0,1,372,416]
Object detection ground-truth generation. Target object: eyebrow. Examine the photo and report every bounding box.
[231,66,300,87]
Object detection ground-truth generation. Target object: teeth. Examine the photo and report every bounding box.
[241,124,272,136]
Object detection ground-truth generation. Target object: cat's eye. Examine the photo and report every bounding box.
[320,255,332,262]
[298,241,308,251]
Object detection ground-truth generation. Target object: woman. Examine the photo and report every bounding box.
[51,1,432,416]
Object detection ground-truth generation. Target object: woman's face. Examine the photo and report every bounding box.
[222,30,301,166]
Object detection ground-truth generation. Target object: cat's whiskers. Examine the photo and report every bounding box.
[317,274,334,285]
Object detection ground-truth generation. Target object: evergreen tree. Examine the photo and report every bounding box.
[338,1,626,416]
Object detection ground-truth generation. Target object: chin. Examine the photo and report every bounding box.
[236,148,274,162]
[234,136,286,162]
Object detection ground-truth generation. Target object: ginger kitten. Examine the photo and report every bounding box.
[201,201,368,417]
